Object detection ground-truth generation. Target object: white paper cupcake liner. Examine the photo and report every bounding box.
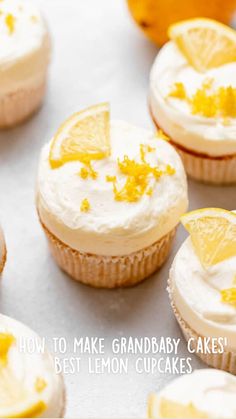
[174,145,236,185]
[168,278,236,374]
[0,80,47,128]
[40,218,176,288]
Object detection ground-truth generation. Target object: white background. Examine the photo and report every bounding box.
[0,0,236,417]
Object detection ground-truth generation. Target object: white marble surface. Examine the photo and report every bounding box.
[0,0,235,417]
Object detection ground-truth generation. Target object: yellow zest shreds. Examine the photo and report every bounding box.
[35,378,47,393]
[169,79,236,118]
[202,77,214,90]
[79,161,97,180]
[140,144,155,163]
[168,82,186,100]
[0,333,15,365]
[112,146,175,203]
[157,129,170,141]
[106,175,116,182]
[80,198,90,212]
[221,288,236,307]
[191,88,217,117]
[146,188,153,196]
[5,14,15,34]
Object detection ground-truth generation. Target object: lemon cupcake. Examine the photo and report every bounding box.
[0,0,50,128]
[0,313,65,418]
[169,208,236,374]
[36,103,188,288]
[0,224,6,273]
[149,18,236,184]
[148,368,236,419]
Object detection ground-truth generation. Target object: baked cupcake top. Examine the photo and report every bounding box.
[150,19,236,157]
[37,104,188,256]
[148,369,236,419]
[170,208,236,350]
[0,0,50,95]
[0,314,64,418]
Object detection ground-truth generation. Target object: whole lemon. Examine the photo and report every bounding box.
[127,0,236,46]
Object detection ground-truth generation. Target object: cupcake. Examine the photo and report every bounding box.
[0,0,50,128]
[0,224,6,273]
[169,208,236,374]
[149,18,236,184]
[36,103,188,288]
[0,313,65,418]
[148,368,236,419]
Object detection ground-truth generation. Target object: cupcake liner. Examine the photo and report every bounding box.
[168,278,236,374]
[0,80,46,128]
[0,226,6,274]
[150,110,236,185]
[40,218,176,288]
[174,145,236,185]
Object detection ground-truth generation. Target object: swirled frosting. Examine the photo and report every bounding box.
[0,314,64,418]
[170,236,236,350]
[150,42,236,157]
[151,369,236,418]
[37,120,188,256]
[0,0,50,96]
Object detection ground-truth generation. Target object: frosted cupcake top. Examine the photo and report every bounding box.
[170,208,236,351]
[0,314,64,418]
[149,369,236,419]
[0,0,48,64]
[150,41,236,156]
[0,0,50,94]
[37,106,188,256]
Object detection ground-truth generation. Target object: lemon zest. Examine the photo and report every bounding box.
[169,82,186,100]
[169,79,236,118]
[80,198,90,212]
[157,129,170,141]
[5,14,15,34]
[35,377,47,393]
[221,288,236,307]
[0,333,15,366]
[79,161,97,180]
[112,145,175,203]
[106,175,117,182]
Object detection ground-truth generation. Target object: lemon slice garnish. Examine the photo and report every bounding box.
[49,102,110,168]
[168,18,236,72]
[181,208,236,268]
[0,333,46,418]
[148,393,208,418]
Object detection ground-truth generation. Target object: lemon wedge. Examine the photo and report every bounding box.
[168,18,236,72]
[49,102,110,168]
[0,333,46,418]
[181,208,236,268]
[148,393,208,418]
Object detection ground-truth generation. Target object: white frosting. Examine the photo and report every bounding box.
[0,314,64,418]
[0,0,50,96]
[37,120,188,256]
[154,369,236,418]
[170,236,236,350]
[150,42,236,157]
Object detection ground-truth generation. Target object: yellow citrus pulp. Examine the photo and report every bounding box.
[169,18,236,72]
[0,333,46,418]
[148,393,208,418]
[49,102,110,169]
[181,208,236,268]
[127,0,236,46]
